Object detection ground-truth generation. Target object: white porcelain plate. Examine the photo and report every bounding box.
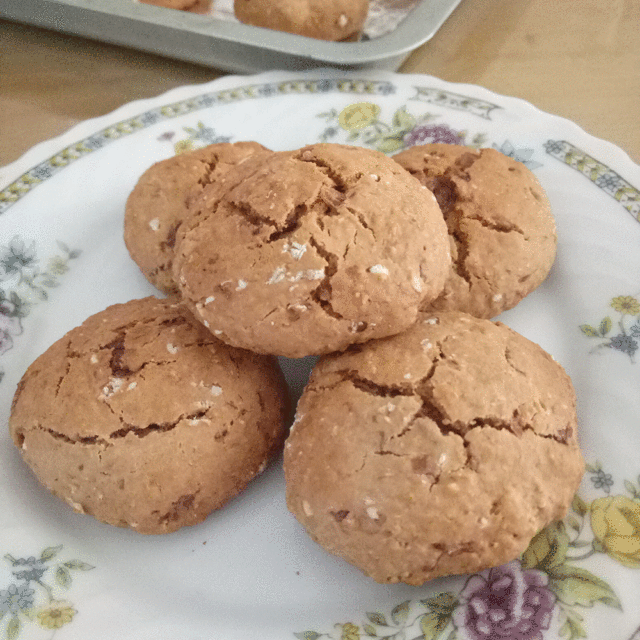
[1,70,639,640]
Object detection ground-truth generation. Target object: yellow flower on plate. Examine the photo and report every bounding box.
[47,255,69,276]
[590,495,640,568]
[338,103,380,131]
[174,139,195,155]
[36,602,76,629]
[610,295,640,315]
[340,622,360,640]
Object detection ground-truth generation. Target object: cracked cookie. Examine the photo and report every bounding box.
[9,296,289,534]
[124,141,271,294]
[172,143,451,358]
[233,0,369,41]
[393,144,557,319]
[284,311,584,584]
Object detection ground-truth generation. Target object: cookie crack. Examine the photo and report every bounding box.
[234,202,280,233]
[158,489,201,525]
[294,151,350,193]
[467,214,524,236]
[504,346,528,376]
[451,151,480,178]
[40,426,112,448]
[267,204,307,242]
[308,236,343,320]
[338,370,415,397]
[109,409,209,439]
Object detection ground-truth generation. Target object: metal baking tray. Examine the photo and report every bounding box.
[0,0,462,72]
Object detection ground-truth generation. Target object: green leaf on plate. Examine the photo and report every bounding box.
[599,316,612,336]
[366,612,388,626]
[579,324,599,337]
[294,632,322,640]
[548,564,622,609]
[571,494,588,517]
[521,521,569,571]
[420,592,458,616]
[390,600,410,626]
[419,612,450,640]
[40,544,63,562]
[55,565,72,589]
[6,616,20,640]
[624,479,638,498]
[391,107,416,131]
[64,559,95,571]
[558,607,587,640]
[566,515,581,533]
[375,137,404,154]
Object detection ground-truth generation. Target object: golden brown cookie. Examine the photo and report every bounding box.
[124,141,271,294]
[9,296,289,534]
[393,144,557,319]
[138,0,202,11]
[284,311,584,584]
[172,143,451,358]
[233,0,369,41]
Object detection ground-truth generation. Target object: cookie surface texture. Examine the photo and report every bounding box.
[173,143,450,358]
[284,311,584,584]
[233,0,369,41]
[124,141,270,293]
[393,144,557,318]
[9,296,289,534]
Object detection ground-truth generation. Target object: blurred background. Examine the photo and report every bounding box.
[0,0,638,167]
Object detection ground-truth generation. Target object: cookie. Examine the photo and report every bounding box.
[284,311,584,584]
[124,141,270,294]
[138,0,202,11]
[139,0,199,10]
[393,144,557,319]
[9,296,289,534]
[172,143,451,358]
[233,0,369,41]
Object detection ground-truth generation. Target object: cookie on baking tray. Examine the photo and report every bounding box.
[138,0,207,11]
[233,0,369,41]
[124,141,270,294]
[393,144,557,319]
[284,311,584,585]
[172,142,451,358]
[9,296,289,534]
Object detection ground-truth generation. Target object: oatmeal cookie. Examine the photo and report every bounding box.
[393,144,557,318]
[172,143,451,358]
[233,0,369,41]
[9,296,289,534]
[124,141,270,293]
[284,311,584,584]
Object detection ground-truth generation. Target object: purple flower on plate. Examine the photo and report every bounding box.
[403,123,464,147]
[452,561,555,640]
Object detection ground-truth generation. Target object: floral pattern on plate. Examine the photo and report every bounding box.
[1,545,93,639]
[0,237,80,384]
[580,294,640,362]
[0,70,639,640]
[295,461,640,640]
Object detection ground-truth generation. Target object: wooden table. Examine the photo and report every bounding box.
[1,0,639,168]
